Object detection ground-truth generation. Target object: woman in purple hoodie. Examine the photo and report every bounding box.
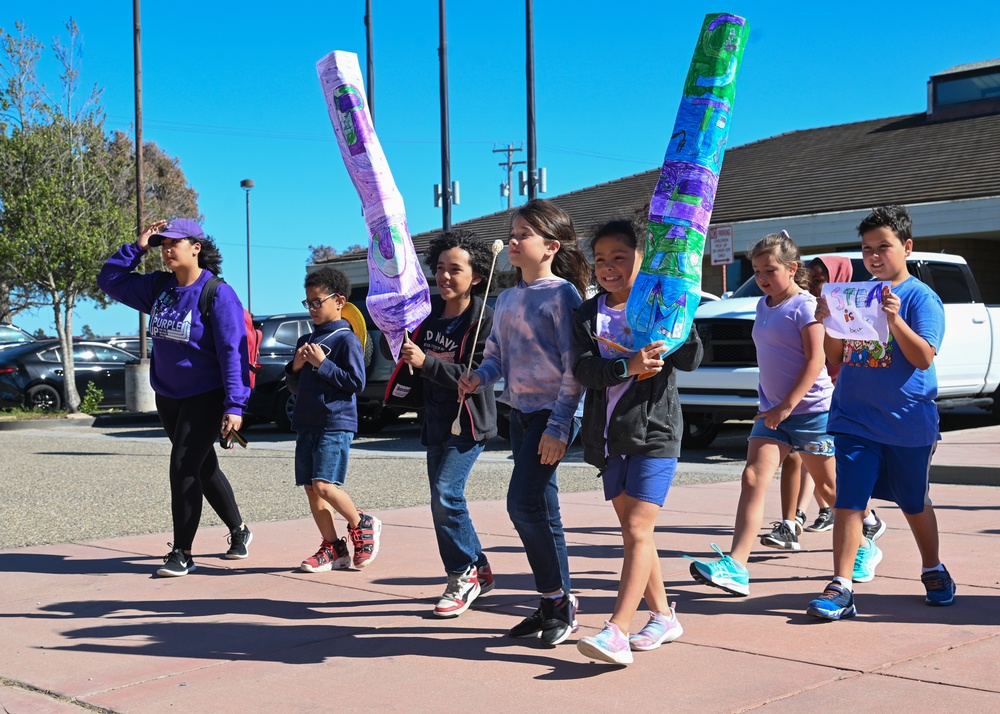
[98,218,252,577]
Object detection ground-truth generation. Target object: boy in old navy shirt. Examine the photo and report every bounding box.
[807,204,954,621]
[393,230,498,618]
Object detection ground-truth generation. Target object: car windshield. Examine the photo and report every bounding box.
[729,256,871,298]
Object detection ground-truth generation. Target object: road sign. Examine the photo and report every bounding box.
[709,225,734,266]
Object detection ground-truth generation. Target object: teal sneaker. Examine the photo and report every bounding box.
[685,543,750,596]
[852,537,882,583]
[806,582,857,620]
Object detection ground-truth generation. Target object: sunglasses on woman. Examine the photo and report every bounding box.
[301,294,342,310]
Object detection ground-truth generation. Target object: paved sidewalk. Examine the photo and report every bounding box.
[2,472,998,712]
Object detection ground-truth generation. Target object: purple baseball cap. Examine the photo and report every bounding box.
[148,218,206,247]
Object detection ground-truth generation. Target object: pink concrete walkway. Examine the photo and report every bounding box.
[2,477,998,713]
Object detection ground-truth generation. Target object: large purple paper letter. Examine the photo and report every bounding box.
[317,50,430,359]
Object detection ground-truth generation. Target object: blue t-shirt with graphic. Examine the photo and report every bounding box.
[827,276,944,447]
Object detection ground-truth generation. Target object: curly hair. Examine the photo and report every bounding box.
[306,266,352,296]
[424,229,495,296]
[509,199,591,298]
[193,237,223,275]
[747,230,809,290]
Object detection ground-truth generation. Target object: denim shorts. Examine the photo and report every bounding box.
[749,411,834,456]
[295,430,353,486]
[602,454,677,506]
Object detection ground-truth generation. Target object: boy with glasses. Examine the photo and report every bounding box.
[286,267,382,572]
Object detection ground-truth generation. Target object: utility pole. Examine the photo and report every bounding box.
[525,0,537,200]
[438,0,453,231]
[494,143,525,210]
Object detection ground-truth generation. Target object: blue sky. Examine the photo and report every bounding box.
[8,0,1000,337]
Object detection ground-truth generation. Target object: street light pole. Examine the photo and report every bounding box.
[240,179,254,314]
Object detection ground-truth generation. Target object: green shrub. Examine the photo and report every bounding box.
[80,381,104,414]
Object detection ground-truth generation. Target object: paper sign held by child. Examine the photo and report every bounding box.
[821,281,891,342]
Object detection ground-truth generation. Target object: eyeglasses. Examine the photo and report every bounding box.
[301,294,341,310]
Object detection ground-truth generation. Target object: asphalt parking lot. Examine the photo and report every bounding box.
[0,414,753,551]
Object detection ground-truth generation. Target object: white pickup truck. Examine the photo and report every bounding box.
[678,252,1000,447]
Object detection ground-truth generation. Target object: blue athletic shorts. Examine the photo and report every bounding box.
[295,430,353,487]
[833,433,934,515]
[602,454,677,506]
[749,411,835,456]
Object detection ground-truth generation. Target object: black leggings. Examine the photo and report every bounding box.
[156,389,243,551]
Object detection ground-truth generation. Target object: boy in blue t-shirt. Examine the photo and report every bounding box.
[807,205,955,620]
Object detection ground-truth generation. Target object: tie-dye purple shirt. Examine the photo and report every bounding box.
[475,277,584,443]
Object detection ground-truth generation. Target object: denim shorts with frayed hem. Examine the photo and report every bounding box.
[295,429,354,486]
[749,410,834,456]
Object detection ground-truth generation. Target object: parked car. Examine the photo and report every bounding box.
[0,340,135,411]
[0,323,35,351]
[101,336,150,358]
[244,303,401,433]
[676,252,1000,447]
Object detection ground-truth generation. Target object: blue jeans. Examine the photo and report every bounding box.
[507,409,578,594]
[426,435,488,574]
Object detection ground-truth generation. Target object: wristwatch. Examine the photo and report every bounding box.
[612,358,629,381]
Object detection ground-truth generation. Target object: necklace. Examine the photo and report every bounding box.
[762,289,798,326]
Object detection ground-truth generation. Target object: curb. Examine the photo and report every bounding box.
[92,411,161,428]
[0,415,95,430]
[930,463,1000,487]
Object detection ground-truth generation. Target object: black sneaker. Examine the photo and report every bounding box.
[158,546,195,577]
[805,507,835,532]
[509,601,547,639]
[225,524,253,559]
[862,510,887,541]
[541,593,580,646]
[760,521,801,550]
[794,509,807,535]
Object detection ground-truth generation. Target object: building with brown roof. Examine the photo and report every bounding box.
[323,59,1000,302]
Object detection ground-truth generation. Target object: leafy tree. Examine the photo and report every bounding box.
[308,243,365,264]
[32,328,47,339]
[0,20,130,411]
[81,324,95,339]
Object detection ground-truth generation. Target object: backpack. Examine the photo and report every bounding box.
[153,272,262,389]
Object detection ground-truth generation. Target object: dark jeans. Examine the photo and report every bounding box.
[156,389,244,551]
[426,434,488,574]
[507,409,578,594]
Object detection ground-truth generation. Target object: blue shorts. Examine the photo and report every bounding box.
[749,411,835,456]
[833,433,934,515]
[602,454,676,506]
[295,430,354,487]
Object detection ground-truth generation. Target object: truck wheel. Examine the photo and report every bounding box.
[683,413,720,449]
[359,404,400,434]
[275,388,295,433]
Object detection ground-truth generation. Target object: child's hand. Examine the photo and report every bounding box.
[538,433,567,465]
[753,403,793,430]
[291,346,309,372]
[814,295,831,322]
[457,372,481,398]
[881,286,901,325]
[400,340,426,369]
[627,340,666,376]
[301,343,326,368]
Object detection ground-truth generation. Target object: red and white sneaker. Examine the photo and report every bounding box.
[477,563,495,595]
[433,565,482,618]
[300,538,351,572]
[348,511,382,568]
